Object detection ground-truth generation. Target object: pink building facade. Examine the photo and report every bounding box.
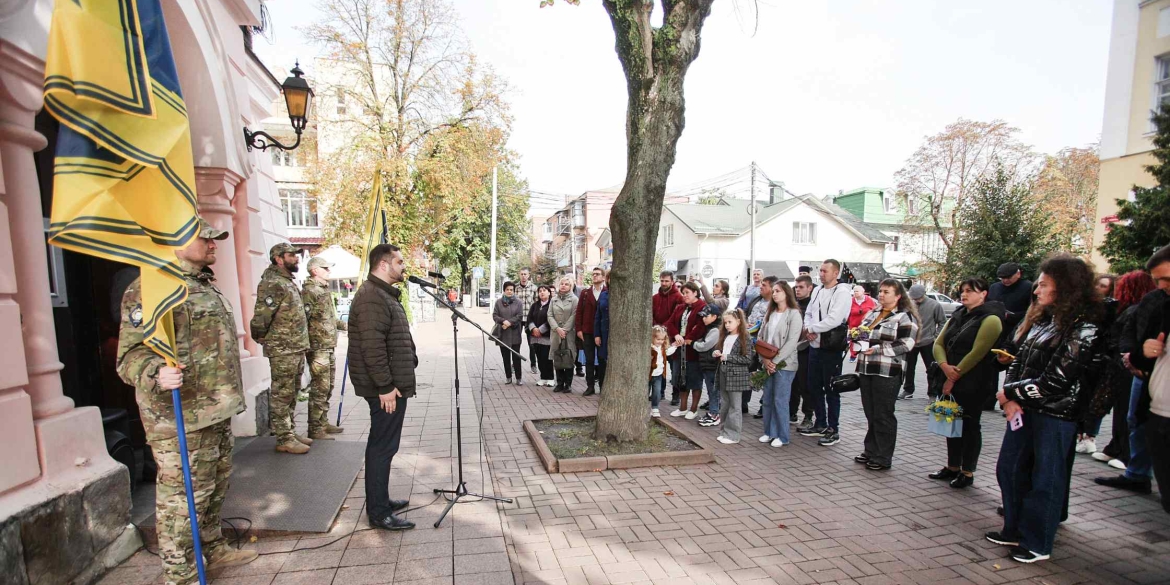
[0,1,291,582]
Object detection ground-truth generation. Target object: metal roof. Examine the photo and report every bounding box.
[664,198,801,236]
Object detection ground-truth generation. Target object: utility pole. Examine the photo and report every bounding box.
[749,161,756,274]
[489,165,498,303]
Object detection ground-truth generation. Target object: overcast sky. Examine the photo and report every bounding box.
[253,0,1112,201]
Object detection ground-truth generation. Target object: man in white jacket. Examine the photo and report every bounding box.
[800,259,853,447]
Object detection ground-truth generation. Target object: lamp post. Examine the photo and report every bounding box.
[243,63,314,152]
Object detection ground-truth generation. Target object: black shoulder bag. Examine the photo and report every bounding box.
[818,285,849,352]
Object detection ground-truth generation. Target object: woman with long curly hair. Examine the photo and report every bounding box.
[1094,270,1158,489]
[986,254,1104,564]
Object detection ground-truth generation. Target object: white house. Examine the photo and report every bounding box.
[657,196,891,298]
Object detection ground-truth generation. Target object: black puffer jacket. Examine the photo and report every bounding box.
[347,275,418,398]
[1003,316,1102,421]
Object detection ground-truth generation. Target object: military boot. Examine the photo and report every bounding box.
[294,434,314,446]
[323,423,345,434]
[308,429,336,440]
[275,440,309,454]
[207,547,259,570]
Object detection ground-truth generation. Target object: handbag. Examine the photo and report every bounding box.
[553,338,575,370]
[754,339,779,361]
[814,285,849,351]
[830,373,860,393]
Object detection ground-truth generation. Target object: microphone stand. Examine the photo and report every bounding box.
[413,283,517,527]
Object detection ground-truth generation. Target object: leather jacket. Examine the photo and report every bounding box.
[1002,317,1102,421]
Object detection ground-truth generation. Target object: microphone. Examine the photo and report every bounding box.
[408,275,440,289]
[427,270,446,280]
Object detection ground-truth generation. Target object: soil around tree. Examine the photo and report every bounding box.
[533,417,701,460]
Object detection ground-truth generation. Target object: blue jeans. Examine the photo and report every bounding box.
[703,370,720,415]
[1127,377,1152,480]
[649,375,665,408]
[996,410,1077,555]
[762,369,795,443]
[808,347,843,430]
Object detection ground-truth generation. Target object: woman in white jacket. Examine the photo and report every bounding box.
[758,281,805,447]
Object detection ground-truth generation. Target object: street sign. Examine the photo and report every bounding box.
[472,266,484,279]
[1100,215,1119,224]
[664,259,678,271]
[701,263,715,278]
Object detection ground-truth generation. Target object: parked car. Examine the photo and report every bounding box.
[927,292,960,316]
[477,288,491,307]
[336,296,352,323]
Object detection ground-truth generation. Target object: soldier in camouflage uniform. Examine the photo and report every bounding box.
[117,218,257,585]
[302,255,345,439]
[250,242,312,454]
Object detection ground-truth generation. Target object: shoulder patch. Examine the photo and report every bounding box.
[265,296,275,307]
[130,305,143,327]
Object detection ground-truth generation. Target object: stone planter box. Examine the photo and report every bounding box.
[523,416,715,474]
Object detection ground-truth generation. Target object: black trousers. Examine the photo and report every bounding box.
[524,322,537,367]
[556,368,574,389]
[946,385,995,472]
[789,349,813,418]
[860,374,900,466]
[1102,372,1134,463]
[581,333,603,387]
[1147,413,1170,514]
[364,395,408,520]
[533,344,553,380]
[903,345,937,394]
[499,342,522,380]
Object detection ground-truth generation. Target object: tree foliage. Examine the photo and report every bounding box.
[1033,145,1100,257]
[949,166,1055,291]
[895,119,1035,284]
[305,0,509,252]
[1101,107,1170,273]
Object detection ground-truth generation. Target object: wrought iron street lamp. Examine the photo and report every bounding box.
[243,63,314,152]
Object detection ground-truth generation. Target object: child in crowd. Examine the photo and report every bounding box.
[649,326,676,418]
[693,306,723,427]
[714,309,756,444]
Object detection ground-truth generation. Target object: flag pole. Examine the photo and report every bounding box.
[171,387,208,585]
[336,357,348,427]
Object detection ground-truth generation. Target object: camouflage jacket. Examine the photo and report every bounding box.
[302,278,338,350]
[250,265,309,356]
[116,261,245,442]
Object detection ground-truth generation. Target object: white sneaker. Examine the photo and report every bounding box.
[684,411,698,420]
[651,408,661,418]
[670,409,686,417]
[770,438,784,448]
[1108,458,1127,470]
[1091,451,1112,463]
[717,436,739,444]
[758,435,771,443]
[1076,438,1096,454]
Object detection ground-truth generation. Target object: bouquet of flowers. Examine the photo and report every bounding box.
[925,397,964,438]
[849,325,873,353]
[748,360,787,390]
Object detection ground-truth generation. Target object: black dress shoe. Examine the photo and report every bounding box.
[370,515,415,531]
[389,499,410,512]
[582,387,596,397]
[866,461,891,471]
[949,473,974,489]
[1094,475,1153,493]
[928,467,961,481]
[854,454,870,464]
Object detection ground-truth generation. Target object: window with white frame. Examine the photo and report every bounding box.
[280,189,319,228]
[335,88,347,115]
[271,150,298,167]
[889,235,901,252]
[1157,56,1170,117]
[792,221,817,244]
[906,195,918,216]
[881,193,891,213]
[661,224,674,247]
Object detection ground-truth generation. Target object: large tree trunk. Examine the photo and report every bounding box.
[594,0,714,442]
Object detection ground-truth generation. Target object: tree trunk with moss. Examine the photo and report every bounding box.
[593,0,714,443]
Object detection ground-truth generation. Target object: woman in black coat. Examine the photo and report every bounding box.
[928,278,1005,488]
[527,286,555,387]
[987,255,1103,564]
[492,281,525,385]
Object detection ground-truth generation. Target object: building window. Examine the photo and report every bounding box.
[661,224,674,247]
[271,150,298,167]
[1157,56,1170,115]
[336,88,347,115]
[280,189,319,227]
[906,196,918,216]
[881,193,891,213]
[792,221,817,245]
[889,235,901,252]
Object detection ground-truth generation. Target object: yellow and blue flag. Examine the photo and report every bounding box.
[43,0,199,364]
[356,168,387,281]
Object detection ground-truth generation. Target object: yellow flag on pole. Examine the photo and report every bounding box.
[356,168,387,281]
[42,0,199,363]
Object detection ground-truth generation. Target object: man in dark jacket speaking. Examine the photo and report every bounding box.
[348,243,418,531]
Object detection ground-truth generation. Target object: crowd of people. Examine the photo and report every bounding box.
[502,247,1170,565]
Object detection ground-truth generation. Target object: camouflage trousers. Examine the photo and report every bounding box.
[306,349,335,434]
[269,353,305,443]
[150,420,233,585]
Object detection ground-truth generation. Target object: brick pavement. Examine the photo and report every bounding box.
[103,309,1170,585]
